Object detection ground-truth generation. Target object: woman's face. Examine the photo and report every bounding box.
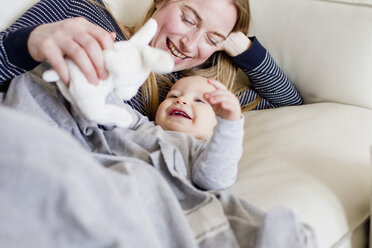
[151,0,238,72]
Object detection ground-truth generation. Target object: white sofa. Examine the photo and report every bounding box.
[2,0,372,247]
[228,0,372,247]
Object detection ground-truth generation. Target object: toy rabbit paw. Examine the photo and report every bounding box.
[42,18,174,127]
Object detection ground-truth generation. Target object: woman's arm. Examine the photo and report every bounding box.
[223,32,303,109]
[0,0,121,84]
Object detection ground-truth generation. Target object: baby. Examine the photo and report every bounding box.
[131,75,244,190]
[4,70,244,191]
[155,75,242,140]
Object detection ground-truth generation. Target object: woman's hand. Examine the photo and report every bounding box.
[204,79,241,121]
[222,31,252,57]
[28,17,116,85]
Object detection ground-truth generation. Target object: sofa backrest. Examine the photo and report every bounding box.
[2,0,372,109]
[249,0,372,109]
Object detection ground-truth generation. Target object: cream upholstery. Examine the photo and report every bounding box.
[229,0,372,247]
[2,0,372,247]
[231,103,372,247]
[249,0,372,109]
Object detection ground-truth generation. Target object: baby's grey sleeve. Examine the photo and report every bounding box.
[192,116,244,190]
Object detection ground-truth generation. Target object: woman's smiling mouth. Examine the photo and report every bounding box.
[167,38,189,60]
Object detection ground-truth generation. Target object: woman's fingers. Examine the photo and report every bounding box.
[84,19,116,50]
[28,17,116,85]
[62,39,100,85]
[81,19,116,80]
[62,18,115,84]
[44,42,70,85]
[77,33,107,78]
[221,31,251,57]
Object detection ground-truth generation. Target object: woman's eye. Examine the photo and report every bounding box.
[195,99,205,103]
[182,14,195,26]
[168,95,178,98]
[207,36,218,47]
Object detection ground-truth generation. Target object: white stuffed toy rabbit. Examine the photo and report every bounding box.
[43,18,174,127]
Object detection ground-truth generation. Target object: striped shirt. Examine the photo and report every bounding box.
[0,0,303,116]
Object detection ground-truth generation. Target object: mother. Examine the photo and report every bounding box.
[0,0,302,119]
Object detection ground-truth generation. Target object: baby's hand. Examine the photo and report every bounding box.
[204,79,241,121]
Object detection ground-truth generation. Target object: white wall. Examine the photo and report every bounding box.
[0,0,38,30]
[0,0,152,30]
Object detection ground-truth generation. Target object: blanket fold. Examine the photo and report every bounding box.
[0,69,318,248]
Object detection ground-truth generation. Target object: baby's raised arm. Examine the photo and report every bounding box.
[203,79,242,121]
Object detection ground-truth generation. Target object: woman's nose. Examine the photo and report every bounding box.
[180,30,202,52]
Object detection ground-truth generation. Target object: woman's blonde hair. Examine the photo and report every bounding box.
[90,0,260,119]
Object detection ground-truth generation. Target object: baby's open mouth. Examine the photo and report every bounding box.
[167,38,188,60]
[169,109,191,119]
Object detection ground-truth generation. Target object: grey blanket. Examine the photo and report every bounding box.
[0,68,318,247]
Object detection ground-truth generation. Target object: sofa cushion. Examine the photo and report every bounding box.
[226,102,372,247]
[249,0,372,109]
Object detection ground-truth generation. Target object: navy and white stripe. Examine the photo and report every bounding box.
[238,53,303,109]
[232,37,303,109]
[0,0,303,116]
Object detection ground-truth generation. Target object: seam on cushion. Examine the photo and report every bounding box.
[314,0,372,7]
[330,214,370,248]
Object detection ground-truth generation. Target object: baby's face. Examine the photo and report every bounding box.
[155,76,217,140]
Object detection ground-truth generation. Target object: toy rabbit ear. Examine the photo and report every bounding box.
[130,18,158,45]
[142,46,174,74]
[42,69,60,82]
